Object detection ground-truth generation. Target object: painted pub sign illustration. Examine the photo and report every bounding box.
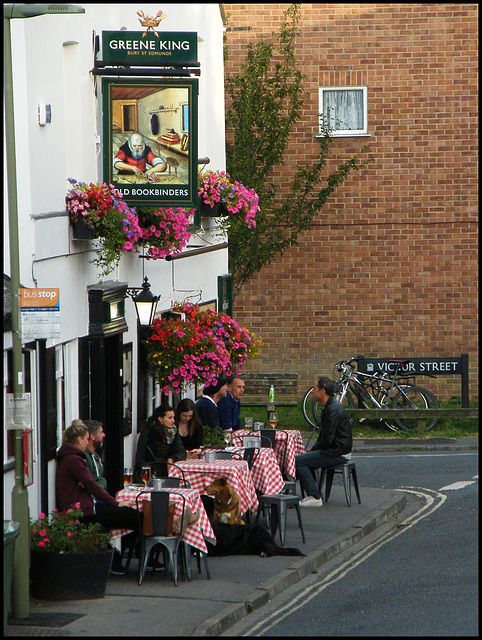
[101,29,199,208]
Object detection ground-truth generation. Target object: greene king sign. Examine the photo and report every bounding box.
[101,31,198,66]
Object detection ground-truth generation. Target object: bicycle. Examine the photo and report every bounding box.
[302,357,440,445]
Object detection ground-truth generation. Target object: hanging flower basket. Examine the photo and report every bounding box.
[136,206,191,260]
[66,178,142,276]
[198,170,259,228]
[66,179,193,274]
[145,302,260,395]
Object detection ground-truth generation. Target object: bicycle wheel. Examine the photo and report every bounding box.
[390,385,440,432]
[302,387,318,429]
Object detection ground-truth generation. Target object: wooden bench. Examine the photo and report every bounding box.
[241,373,298,407]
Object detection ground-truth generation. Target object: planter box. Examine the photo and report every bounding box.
[71,220,96,240]
[199,202,227,217]
[30,548,114,600]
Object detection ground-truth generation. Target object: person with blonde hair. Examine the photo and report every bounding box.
[56,420,139,575]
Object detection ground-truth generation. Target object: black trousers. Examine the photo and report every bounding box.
[81,503,141,558]
[82,502,140,531]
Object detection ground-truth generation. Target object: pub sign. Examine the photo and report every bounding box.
[102,77,198,208]
[101,31,198,66]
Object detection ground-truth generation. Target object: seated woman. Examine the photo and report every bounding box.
[134,403,187,482]
[55,420,140,574]
[175,398,203,457]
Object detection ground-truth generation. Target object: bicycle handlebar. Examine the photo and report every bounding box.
[335,356,359,372]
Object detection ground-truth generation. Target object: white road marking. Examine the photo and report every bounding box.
[439,480,476,491]
[243,487,446,636]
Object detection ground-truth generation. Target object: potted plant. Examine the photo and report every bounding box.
[66,178,142,276]
[30,503,113,600]
[145,303,260,395]
[198,170,259,228]
[202,425,226,449]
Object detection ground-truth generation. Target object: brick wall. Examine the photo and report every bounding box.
[223,4,478,403]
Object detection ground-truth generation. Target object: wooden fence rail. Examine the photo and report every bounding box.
[344,408,478,419]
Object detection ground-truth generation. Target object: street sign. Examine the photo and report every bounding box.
[20,288,60,340]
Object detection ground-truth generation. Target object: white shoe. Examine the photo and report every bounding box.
[299,496,323,507]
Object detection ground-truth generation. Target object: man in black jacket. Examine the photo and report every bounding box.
[295,376,353,506]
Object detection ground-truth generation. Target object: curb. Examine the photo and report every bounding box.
[192,492,408,636]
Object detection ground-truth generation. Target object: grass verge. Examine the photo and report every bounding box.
[240,396,478,440]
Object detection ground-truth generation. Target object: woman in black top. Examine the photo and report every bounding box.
[134,404,186,482]
[175,398,204,453]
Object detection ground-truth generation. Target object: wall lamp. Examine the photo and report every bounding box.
[126,277,159,327]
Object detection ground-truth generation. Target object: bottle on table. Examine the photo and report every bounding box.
[267,384,275,422]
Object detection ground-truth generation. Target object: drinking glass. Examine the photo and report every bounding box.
[269,412,278,428]
[223,430,232,446]
[253,421,263,431]
[245,417,253,430]
[141,466,151,487]
[123,467,133,487]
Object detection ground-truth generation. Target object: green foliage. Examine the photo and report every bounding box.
[202,425,227,447]
[224,3,372,293]
[30,504,110,554]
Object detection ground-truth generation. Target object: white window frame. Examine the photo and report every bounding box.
[318,86,368,137]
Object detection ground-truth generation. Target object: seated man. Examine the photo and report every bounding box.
[217,375,245,433]
[195,377,228,435]
[114,132,167,180]
[83,419,107,490]
[295,376,353,507]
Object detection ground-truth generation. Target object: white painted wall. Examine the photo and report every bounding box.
[4,4,228,520]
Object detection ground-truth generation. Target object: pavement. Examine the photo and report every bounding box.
[6,436,478,637]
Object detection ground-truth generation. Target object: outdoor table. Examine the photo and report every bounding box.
[225,446,285,495]
[231,429,306,480]
[170,458,259,514]
[111,486,215,554]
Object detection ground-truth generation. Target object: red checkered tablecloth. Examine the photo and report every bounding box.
[226,447,285,495]
[232,430,306,479]
[170,459,259,514]
[111,486,215,554]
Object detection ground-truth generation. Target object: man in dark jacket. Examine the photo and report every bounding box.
[295,376,353,506]
[195,377,228,434]
[218,375,245,432]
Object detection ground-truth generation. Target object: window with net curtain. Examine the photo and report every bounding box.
[319,87,367,136]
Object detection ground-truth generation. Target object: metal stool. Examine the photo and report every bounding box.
[318,461,361,507]
[255,494,306,546]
